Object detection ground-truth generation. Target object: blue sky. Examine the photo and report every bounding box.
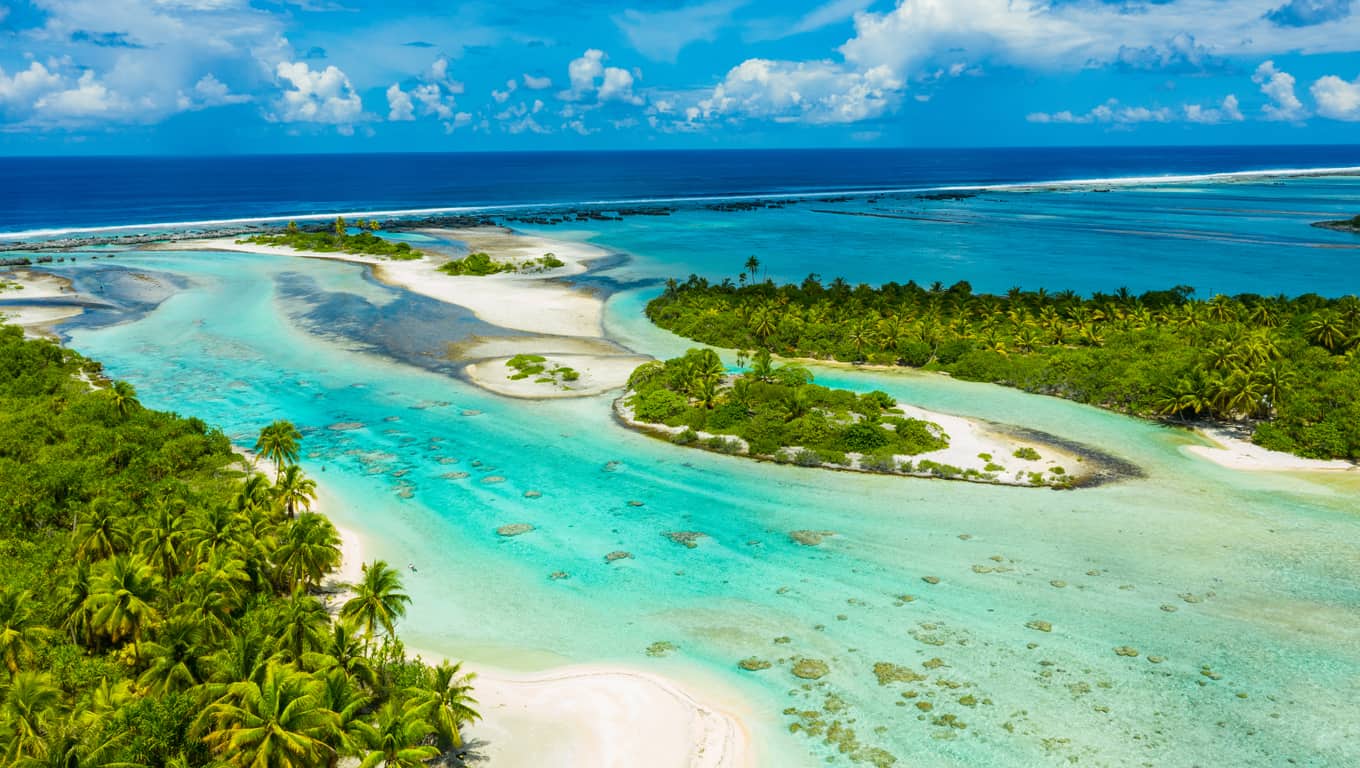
[1,0,1358,154]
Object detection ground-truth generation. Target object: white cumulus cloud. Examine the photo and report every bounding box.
[523,73,552,90]
[559,49,643,105]
[1253,60,1307,121]
[176,73,250,111]
[1184,94,1244,123]
[1311,73,1360,120]
[1027,99,1173,125]
[386,83,414,121]
[692,59,902,125]
[384,56,465,129]
[271,60,365,133]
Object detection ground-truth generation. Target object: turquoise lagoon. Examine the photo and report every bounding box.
[36,176,1360,767]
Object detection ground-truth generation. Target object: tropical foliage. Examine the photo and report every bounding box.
[438,251,564,276]
[241,217,422,260]
[646,273,1360,460]
[625,348,949,468]
[0,325,478,766]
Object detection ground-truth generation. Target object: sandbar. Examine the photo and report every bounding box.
[168,227,609,338]
[465,353,651,399]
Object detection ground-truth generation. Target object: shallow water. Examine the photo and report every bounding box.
[40,176,1360,767]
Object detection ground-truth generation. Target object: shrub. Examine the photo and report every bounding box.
[841,422,892,452]
[818,450,849,466]
[440,251,512,275]
[633,389,688,423]
[860,390,898,410]
[1013,447,1041,461]
[898,341,933,367]
[859,453,898,472]
[890,418,949,454]
[671,428,698,445]
[793,449,822,467]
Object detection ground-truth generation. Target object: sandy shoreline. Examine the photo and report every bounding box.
[168,229,609,338]
[465,353,651,399]
[0,268,84,337]
[613,389,1093,488]
[415,649,753,768]
[165,228,654,401]
[1186,424,1358,473]
[235,446,753,768]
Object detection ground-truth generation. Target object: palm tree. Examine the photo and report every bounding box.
[354,697,439,768]
[272,589,329,663]
[73,501,129,562]
[179,555,248,645]
[743,255,760,283]
[58,562,95,647]
[273,465,317,519]
[255,421,303,475]
[203,664,339,768]
[202,626,276,699]
[316,668,372,760]
[234,474,275,515]
[85,555,160,661]
[304,624,376,688]
[273,513,342,593]
[748,307,777,342]
[138,495,188,580]
[1,671,63,764]
[138,619,205,696]
[339,561,410,648]
[106,380,140,420]
[691,375,719,410]
[1306,310,1349,352]
[410,660,480,750]
[57,677,137,767]
[1255,363,1295,414]
[845,319,874,360]
[0,589,46,678]
[186,505,246,564]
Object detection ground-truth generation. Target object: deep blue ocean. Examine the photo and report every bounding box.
[4,145,1360,235]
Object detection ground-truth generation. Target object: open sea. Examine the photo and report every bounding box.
[5,146,1360,767]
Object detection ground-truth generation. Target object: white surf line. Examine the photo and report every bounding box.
[4,164,1358,241]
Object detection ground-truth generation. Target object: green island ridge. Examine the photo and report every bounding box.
[240,216,423,260]
[645,268,1360,461]
[620,348,1082,488]
[438,251,565,276]
[0,325,478,766]
[506,353,580,386]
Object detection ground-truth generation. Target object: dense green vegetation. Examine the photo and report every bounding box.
[646,272,1360,460]
[625,348,950,470]
[242,217,422,260]
[438,251,565,276]
[505,354,580,384]
[0,325,478,766]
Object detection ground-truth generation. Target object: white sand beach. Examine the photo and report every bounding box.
[0,269,84,337]
[171,228,609,338]
[1186,425,1358,472]
[465,353,651,399]
[415,650,753,768]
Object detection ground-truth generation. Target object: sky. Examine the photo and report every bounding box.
[0,0,1358,154]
